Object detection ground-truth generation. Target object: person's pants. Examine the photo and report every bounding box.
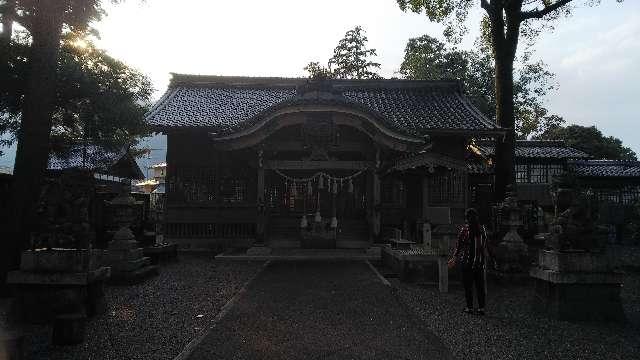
[462,265,485,309]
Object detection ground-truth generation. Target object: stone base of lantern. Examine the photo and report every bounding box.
[107,228,158,285]
[530,249,625,322]
[143,243,179,264]
[246,245,272,255]
[490,229,530,284]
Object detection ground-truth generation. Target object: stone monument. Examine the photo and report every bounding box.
[7,173,110,323]
[105,182,158,284]
[491,185,530,282]
[530,174,625,321]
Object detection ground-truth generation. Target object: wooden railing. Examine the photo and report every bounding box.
[166,222,256,239]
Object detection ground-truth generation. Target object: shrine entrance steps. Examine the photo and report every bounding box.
[215,248,380,262]
[267,215,370,249]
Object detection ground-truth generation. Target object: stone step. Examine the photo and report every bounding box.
[108,265,159,285]
[107,248,144,262]
[110,257,151,272]
[108,240,139,251]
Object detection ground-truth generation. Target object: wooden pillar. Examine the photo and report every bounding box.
[422,176,429,221]
[256,151,265,244]
[372,169,381,241]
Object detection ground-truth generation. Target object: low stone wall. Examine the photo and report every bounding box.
[608,245,640,269]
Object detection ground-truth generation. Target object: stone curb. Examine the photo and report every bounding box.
[366,260,391,287]
[172,260,271,360]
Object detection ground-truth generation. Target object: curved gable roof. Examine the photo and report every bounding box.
[145,74,501,137]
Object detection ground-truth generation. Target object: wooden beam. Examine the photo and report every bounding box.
[263,140,370,153]
[264,160,373,170]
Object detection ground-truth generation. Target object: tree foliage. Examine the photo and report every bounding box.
[0,0,136,267]
[0,33,153,155]
[396,0,624,200]
[399,34,558,139]
[536,124,637,161]
[305,26,381,79]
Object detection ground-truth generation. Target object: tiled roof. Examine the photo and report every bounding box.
[467,162,493,175]
[48,145,127,172]
[145,74,501,136]
[474,140,591,159]
[570,160,640,178]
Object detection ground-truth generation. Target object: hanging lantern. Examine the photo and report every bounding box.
[348,179,354,193]
[291,181,297,196]
[307,181,313,195]
[318,174,324,189]
[332,179,338,194]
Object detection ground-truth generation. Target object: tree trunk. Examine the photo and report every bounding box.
[0,0,15,43]
[2,2,65,285]
[493,53,516,202]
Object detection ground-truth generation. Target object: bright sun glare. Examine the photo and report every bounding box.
[71,38,89,49]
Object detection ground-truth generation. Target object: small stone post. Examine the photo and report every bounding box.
[422,222,432,250]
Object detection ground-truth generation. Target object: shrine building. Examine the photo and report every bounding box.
[145,74,504,250]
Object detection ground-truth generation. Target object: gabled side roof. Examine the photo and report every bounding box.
[145,74,502,137]
[473,140,591,160]
[48,145,144,180]
[570,160,640,178]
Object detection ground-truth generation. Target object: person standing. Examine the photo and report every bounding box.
[448,208,487,315]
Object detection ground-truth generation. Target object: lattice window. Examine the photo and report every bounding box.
[597,190,620,204]
[515,164,528,183]
[530,164,547,184]
[382,179,405,206]
[266,185,281,209]
[428,170,465,205]
[221,177,247,203]
[621,186,640,205]
[174,167,216,203]
[548,164,564,181]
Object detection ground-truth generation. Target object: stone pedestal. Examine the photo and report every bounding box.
[530,250,625,322]
[7,249,110,324]
[107,227,158,284]
[246,246,272,255]
[52,313,86,345]
[491,189,530,283]
[143,243,179,264]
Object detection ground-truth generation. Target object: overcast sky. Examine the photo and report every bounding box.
[1,0,638,170]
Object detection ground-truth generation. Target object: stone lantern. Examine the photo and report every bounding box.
[492,185,529,279]
[105,182,158,283]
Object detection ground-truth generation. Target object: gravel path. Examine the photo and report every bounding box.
[1,254,263,360]
[187,261,453,360]
[394,269,640,360]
